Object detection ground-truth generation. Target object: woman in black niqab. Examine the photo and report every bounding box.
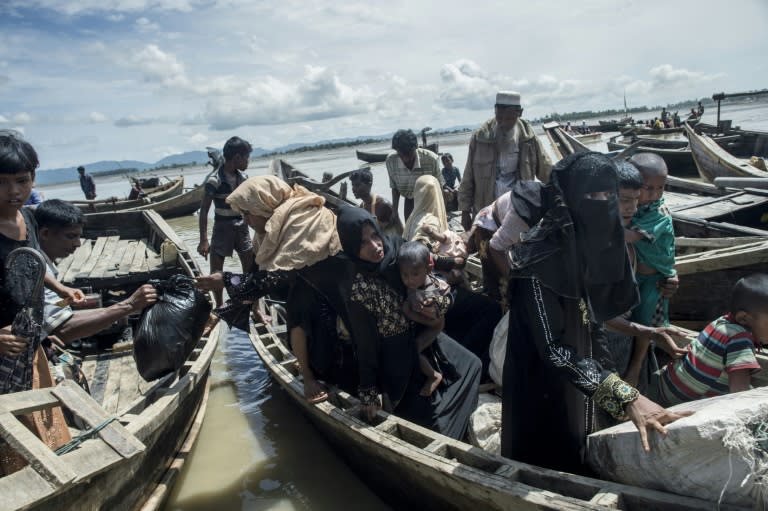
[501,152,690,473]
[336,205,481,440]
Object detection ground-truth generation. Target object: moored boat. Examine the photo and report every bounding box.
[606,133,697,177]
[355,142,440,163]
[72,177,185,214]
[355,150,388,163]
[125,183,204,219]
[0,210,218,511]
[685,122,768,183]
[249,310,742,510]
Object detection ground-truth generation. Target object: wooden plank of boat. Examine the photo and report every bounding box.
[0,210,218,511]
[713,177,768,189]
[685,122,768,183]
[249,315,736,510]
[125,184,204,219]
[671,238,768,327]
[73,177,185,215]
[59,241,92,284]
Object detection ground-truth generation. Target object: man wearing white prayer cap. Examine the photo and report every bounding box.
[458,90,551,231]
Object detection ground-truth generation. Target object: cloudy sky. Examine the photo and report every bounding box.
[1,0,766,169]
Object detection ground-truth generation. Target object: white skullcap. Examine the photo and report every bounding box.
[495,91,522,107]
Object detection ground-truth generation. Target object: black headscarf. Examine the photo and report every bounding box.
[509,152,638,322]
[336,205,404,290]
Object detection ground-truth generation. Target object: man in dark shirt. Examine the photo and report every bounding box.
[77,166,96,200]
[197,136,254,306]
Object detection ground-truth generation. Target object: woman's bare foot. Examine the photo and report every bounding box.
[304,378,328,404]
[202,313,220,337]
[420,371,443,397]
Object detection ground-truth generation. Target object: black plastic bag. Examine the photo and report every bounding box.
[133,274,212,381]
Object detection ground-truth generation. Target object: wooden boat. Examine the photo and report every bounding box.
[606,133,697,177]
[542,122,590,158]
[249,310,741,510]
[355,143,440,164]
[671,237,768,329]
[684,122,768,183]
[125,184,204,219]
[572,132,601,144]
[253,162,768,509]
[72,177,185,214]
[355,150,388,163]
[0,209,219,511]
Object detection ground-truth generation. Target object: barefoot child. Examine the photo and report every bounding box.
[398,241,452,396]
[647,274,768,406]
[624,153,680,379]
[604,161,687,387]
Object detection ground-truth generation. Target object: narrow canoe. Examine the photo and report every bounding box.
[249,312,740,510]
[0,210,218,511]
[684,122,768,182]
[125,184,204,219]
[356,143,440,163]
[72,177,185,214]
[606,134,697,177]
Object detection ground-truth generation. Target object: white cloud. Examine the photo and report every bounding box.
[2,0,198,16]
[114,115,154,127]
[0,114,8,123]
[89,111,108,123]
[131,44,189,88]
[187,132,207,145]
[13,112,32,124]
[135,17,160,32]
[203,65,376,130]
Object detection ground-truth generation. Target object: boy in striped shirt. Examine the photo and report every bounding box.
[649,274,768,406]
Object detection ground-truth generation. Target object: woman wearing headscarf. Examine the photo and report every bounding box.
[195,175,346,403]
[501,152,691,473]
[336,205,481,439]
[405,175,502,377]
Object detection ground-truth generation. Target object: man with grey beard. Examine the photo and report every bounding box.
[458,91,551,231]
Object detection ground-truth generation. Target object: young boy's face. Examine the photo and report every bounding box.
[350,179,371,200]
[744,310,768,345]
[618,187,641,226]
[639,173,666,205]
[39,224,83,260]
[441,156,453,168]
[0,171,34,213]
[400,261,429,290]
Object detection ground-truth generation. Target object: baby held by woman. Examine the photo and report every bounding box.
[398,241,452,396]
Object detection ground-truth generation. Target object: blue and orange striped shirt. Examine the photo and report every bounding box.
[659,314,760,405]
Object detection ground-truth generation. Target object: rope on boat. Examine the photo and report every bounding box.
[716,418,768,508]
[55,417,118,455]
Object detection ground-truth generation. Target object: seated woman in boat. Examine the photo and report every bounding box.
[337,205,481,439]
[349,167,403,238]
[195,175,344,403]
[646,273,768,406]
[404,175,501,377]
[501,152,691,473]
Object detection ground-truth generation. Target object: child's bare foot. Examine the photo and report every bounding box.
[304,378,328,404]
[420,371,443,397]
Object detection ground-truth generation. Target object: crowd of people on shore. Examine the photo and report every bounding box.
[1,88,766,477]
